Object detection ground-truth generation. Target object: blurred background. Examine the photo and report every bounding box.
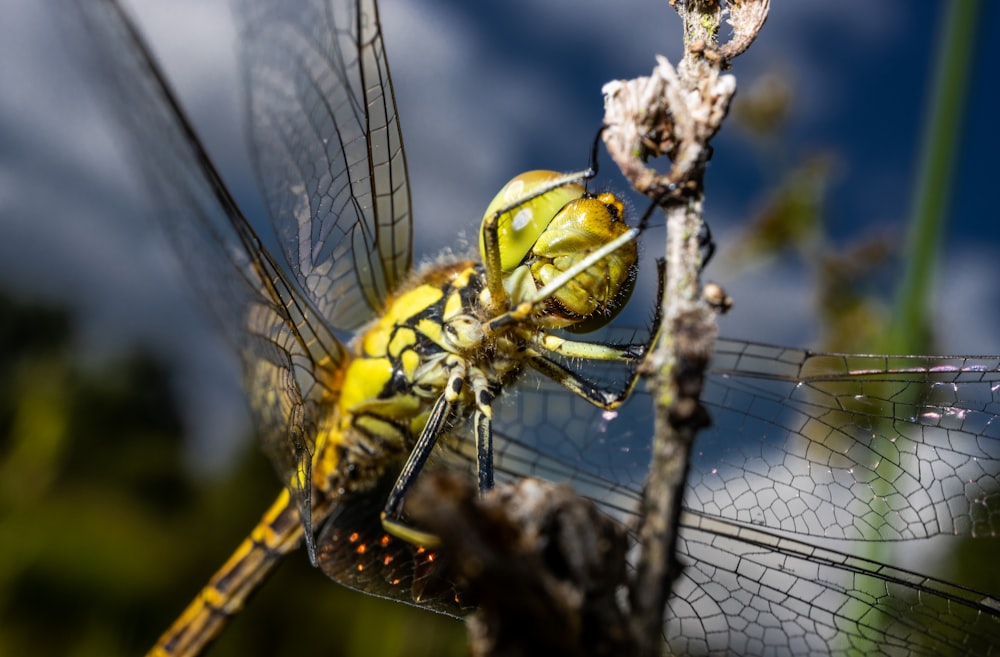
[0,1,997,655]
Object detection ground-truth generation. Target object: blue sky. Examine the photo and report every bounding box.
[1,0,997,470]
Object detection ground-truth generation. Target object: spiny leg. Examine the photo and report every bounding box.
[524,258,666,411]
[473,408,493,491]
[527,351,636,411]
[467,367,496,492]
[530,332,646,362]
[380,359,466,546]
[380,359,499,544]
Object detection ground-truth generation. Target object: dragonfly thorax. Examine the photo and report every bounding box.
[330,261,522,465]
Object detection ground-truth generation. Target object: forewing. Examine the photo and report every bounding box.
[69,0,347,532]
[237,0,412,330]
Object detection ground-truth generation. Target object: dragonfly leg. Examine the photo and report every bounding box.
[468,367,495,492]
[520,258,666,410]
[380,359,466,547]
[527,352,636,411]
[531,332,646,362]
[474,408,494,492]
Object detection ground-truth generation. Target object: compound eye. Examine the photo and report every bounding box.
[528,195,638,333]
[479,170,585,271]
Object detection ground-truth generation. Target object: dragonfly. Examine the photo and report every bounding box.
[69,0,1000,656]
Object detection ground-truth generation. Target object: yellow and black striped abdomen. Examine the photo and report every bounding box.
[148,489,305,657]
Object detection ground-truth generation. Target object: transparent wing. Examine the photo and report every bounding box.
[666,510,1000,656]
[237,0,412,331]
[470,337,1000,654]
[69,0,347,529]
[696,339,1000,540]
[485,338,1000,541]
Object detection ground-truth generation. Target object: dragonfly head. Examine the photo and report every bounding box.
[479,170,638,333]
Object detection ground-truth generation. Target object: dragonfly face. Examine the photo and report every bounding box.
[481,170,638,332]
[63,0,1000,656]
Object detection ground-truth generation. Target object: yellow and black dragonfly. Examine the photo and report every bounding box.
[70,0,1000,656]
